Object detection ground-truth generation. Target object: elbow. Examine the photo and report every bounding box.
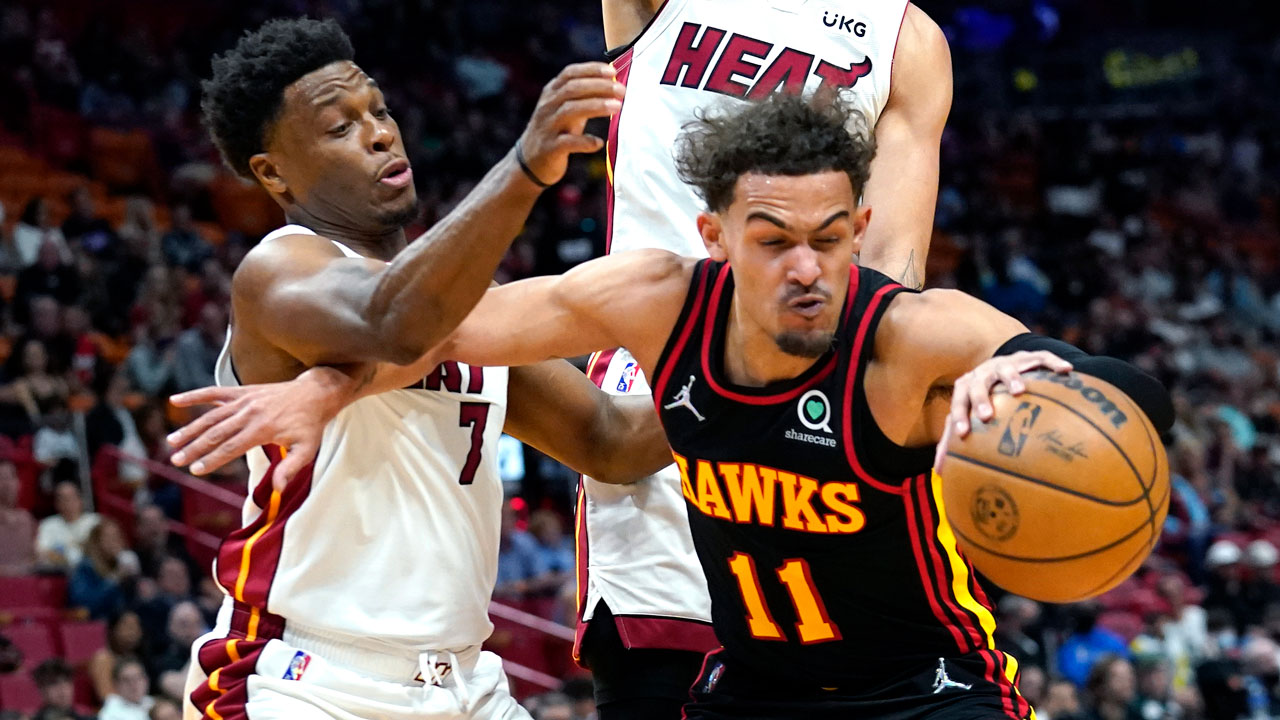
[366,299,446,365]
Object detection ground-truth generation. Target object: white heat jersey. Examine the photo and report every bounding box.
[212,224,509,655]
[606,0,907,256]
[580,0,907,650]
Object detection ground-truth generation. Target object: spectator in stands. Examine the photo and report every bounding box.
[0,203,18,274]
[62,306,97,389]
[149,600,204,692]
[1017,664,1047,710]
[1130,656,1183,720]
[15,241,79,315]
[148,697,181,720]
[12,198,70,269]
[494,500,549,601]
[193,577,222,628]
[122,323,176,397]
[68,516,140,619]
[35,480,99,570]
[1240,635,1280,717]
[32,398,80,488]
[0,458,36,575]
[61,187,116,258]
[134,555,193,659]
[159,205,210,271]
[21,297,74,375]
[528,509,573,595]
[88,610,145,703]
[31,658,91,720]
[1,336,71,434]
[97,658,154,720]
[1058,603,1131,687]
[84,369,148,486]
[1080,654,1136,720]
[170,303,223,393]
[1038,678,1083,720]
[994,595,1046,670]
[1155,573,1212,674]
[131,505,192,579]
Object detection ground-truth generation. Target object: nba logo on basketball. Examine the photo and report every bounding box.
[617,362,639,393]
[283,651,311,681]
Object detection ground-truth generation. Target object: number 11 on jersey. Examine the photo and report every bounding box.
[728,552,841,644]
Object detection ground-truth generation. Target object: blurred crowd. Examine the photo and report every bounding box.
[0,0,1278,718]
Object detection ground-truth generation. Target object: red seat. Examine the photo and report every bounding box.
[0,672,43,714]
[1097,610,1145,642]
[5,622,57,666]
[0,574,62,610]
[59,621,107,666]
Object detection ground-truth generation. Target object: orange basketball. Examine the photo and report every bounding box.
[941,370,1169,603]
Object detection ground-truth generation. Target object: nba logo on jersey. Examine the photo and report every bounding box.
[617,362,640,393]
[283,651,311,681]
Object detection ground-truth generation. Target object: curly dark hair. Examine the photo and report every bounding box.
[674,93,876,213]
[201,17,355,178]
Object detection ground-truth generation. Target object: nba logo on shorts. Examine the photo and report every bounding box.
[703,661,725,693]
[283,651,311,681]
[617,362,639,393]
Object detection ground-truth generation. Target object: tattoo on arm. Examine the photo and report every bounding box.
[898,249,923,290]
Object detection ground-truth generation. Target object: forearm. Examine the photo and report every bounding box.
[588,393,673,484]
[994,334,1174,434]
[363,152,542,360]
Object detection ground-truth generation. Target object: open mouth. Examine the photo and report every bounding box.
[377,159,413,188]
[789,296,826,319]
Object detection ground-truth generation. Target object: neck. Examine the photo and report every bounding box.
[723,300,821,386]
[285,207,408,262]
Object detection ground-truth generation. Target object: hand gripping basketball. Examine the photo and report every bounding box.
[515,62,624,187]
[934,350,1073,471]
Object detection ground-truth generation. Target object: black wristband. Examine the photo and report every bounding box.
[995,333,1175,435]
[514,141,552,189]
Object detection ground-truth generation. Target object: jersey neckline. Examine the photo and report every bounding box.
[699,263,857,403]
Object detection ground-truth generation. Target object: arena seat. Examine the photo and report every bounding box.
[0,672,43,715]
[1097,610,1145,642]
[209,173,284,238]
[5,622,58,666]
[59,620,108,666]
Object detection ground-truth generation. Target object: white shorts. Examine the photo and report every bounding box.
[183,603,528,720]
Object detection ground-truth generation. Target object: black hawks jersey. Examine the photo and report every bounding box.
[652,260,1018,693]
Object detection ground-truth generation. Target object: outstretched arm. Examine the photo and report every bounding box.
[235,62,625,369]
[505,361,671,484]
[857,4,952,289]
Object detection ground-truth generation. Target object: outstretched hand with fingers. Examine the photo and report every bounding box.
[933,350,1073,471]
[168,367,357,489]
[516,61,624,187]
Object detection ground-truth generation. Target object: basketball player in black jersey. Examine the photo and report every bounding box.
[169,93,1172,718]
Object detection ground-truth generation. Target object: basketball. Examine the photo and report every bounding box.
[941,370,1170,604]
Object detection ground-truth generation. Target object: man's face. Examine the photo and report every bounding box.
[42,678,74,708]
[115,662,148,704]
[256,61,417,232]
[54,482,81,519]
[701,171,867,358]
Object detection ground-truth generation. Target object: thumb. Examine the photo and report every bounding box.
[272,445,313,491]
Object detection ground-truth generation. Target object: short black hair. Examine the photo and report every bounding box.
[201,17,355,178]
[32,658,73,687]
[674,92,876,213]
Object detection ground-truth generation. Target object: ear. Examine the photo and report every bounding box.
[850,204,871,258]
[698,211,728,263]
[249,153,288,196]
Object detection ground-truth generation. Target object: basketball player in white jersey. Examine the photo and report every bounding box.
[569,2,953,716]
[176,18,673,720]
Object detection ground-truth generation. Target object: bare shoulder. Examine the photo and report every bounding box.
[602,0,665,50]
[876,288,1026,364]
[896,4,949,64]
[567,248,697,296]
[232,234,346,295]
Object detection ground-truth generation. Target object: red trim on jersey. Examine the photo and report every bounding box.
[699,264,850,405]
[913,475,983,650]
[587,349,617,387]
[572,484,591,663]
[652,261,713,406]
[190,635,270,720]
[615,614,718,652]
[840,281,906,494]
[901,485,969,652]
[214,444,316,614]
[891,3,913,72]
[604,49,634,255]
[987,649,1022,719]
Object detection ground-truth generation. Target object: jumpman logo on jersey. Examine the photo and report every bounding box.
[932,658,972,694]
[664,375,705,421]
